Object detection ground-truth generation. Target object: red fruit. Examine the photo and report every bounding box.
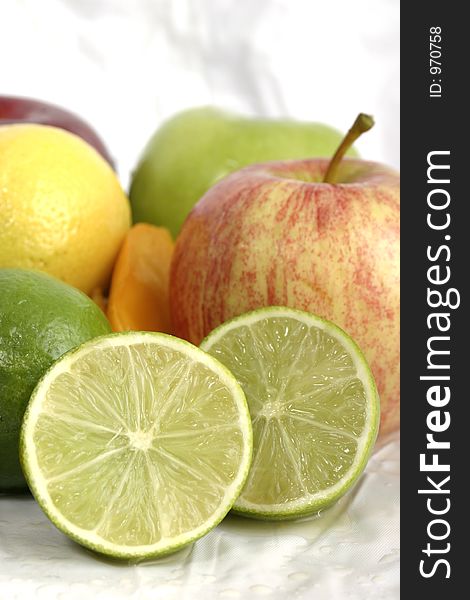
[0,95,114,167]
[170,158,400,437]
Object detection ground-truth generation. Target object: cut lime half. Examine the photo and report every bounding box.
[200,307,379,520]
[20,332,252,559]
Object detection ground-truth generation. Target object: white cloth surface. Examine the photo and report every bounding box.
[1,1,400,598]
[0,435,399,600]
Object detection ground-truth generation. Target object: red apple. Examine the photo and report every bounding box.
[0,95,114,167]
[170,116,400,437]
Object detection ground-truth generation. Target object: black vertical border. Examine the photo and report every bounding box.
[401,2,466,595]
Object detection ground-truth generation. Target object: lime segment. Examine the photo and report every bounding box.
[200,307,379,519]
[20,332,252,558]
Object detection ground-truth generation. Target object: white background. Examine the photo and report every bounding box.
[0,1,400,598]
[2,0,399,187]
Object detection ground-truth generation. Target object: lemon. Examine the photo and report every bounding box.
[20,332,252,559]
[0,124,130,295]
[0,268,111,492]
[201,307,379,519]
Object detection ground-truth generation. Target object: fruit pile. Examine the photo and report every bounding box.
[0,97,399,560]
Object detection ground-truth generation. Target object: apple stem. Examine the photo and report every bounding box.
[323,113,374,184]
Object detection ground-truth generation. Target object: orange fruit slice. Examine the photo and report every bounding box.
[107,224,174,333]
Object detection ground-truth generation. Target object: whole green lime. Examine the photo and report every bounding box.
[0,269,111,492]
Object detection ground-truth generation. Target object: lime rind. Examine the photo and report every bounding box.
[200,306,379,520]
[20,331,253,559]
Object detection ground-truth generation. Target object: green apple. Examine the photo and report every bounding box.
[129,107,358,237]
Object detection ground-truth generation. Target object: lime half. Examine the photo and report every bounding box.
[20,332,252,559]
[200,307,379,520]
